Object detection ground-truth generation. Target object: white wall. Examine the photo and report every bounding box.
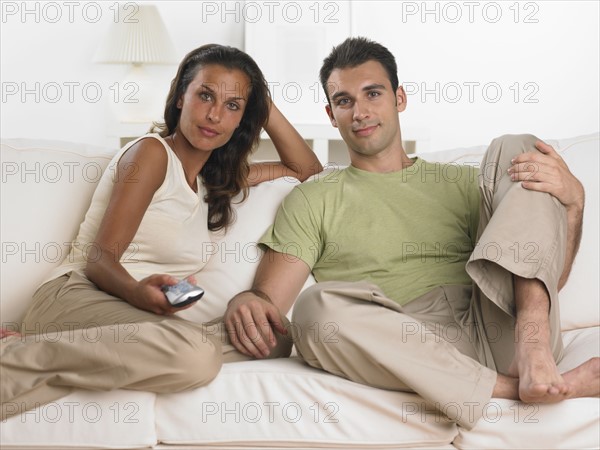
[352,0,600,151]
[1,1,598,153]
[1,1,245,148]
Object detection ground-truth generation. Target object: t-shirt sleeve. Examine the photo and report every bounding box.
[259,186,322,270]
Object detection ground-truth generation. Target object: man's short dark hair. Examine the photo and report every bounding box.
[319,37,399,104]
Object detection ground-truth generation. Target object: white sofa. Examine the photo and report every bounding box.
[1,133,598,449]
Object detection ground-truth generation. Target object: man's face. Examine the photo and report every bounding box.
[325,60,406,160]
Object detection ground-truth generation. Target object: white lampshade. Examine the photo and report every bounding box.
[94,4,176,65]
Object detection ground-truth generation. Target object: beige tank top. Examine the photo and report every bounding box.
[47,134,211,283]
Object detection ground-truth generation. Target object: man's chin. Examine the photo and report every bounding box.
[351,147,382,158]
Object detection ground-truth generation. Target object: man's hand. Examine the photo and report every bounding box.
[224,290,288,358]
[508,140,585,212]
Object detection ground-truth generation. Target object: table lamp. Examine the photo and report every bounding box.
[94,3,177,123]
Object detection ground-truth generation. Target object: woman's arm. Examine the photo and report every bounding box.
[84,139,183,315]
[248,103,323,185]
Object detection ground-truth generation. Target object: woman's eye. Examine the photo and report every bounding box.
[227,102,240,111]
[199,92,211,101]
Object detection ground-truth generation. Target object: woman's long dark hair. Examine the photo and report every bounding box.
[152,44,270,231]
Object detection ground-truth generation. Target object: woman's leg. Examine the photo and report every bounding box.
[1,271,222,420]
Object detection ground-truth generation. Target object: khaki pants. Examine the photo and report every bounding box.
[1,270,292,420]
[292,134,567,430]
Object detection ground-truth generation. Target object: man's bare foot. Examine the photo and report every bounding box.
[508,342,570,403]
[0,328,21,339]
[561,357,600,398]
[492,373,520,400]
[511,276,570,403]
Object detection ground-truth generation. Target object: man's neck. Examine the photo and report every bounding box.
[349,145,414,173]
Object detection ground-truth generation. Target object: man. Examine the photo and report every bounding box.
[224,37,599,429]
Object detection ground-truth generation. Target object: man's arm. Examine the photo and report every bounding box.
[224,248,311,358]
[508,140,585,290]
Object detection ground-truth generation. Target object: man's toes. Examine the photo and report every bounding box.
[557,383,570,395]
[521,382,569,403]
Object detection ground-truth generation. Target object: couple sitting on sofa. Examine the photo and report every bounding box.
[1,37,598,430]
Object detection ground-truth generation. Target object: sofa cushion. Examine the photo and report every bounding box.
[155,357,458,448]
[1,139,115,325]
[0,389,157,448]
[551,134,599,330]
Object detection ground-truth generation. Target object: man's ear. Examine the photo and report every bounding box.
[396,86,407,113]
[325,104,337,127]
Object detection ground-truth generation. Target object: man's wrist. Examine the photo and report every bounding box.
[567,182,585,212]
[229,288,273,305]
[566,197,585,217]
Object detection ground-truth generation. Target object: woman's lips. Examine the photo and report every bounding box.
[198,126,219,137]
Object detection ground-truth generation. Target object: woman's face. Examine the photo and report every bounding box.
[177,64,251,152]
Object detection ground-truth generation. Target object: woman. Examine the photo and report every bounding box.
[0,44,322,419]
[79,43,321,315]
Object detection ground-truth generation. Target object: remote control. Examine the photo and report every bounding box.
[161,280,204,308]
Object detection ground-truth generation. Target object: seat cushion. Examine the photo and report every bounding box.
[155,357,458,448]
[0,389,157,448]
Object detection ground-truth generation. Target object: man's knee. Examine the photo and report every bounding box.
[488,133,540,160]
[291,282,361,359]
[291,284,337,366]
[492,133,539,150]
[481,134,542,184]
[292,283,340,331]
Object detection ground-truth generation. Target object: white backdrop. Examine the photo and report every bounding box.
[1,1,598,153]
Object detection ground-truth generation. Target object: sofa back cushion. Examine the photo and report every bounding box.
[1,139,115,325]
[551,134,599,330]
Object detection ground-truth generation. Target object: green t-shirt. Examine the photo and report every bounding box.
[260,158,481,306]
